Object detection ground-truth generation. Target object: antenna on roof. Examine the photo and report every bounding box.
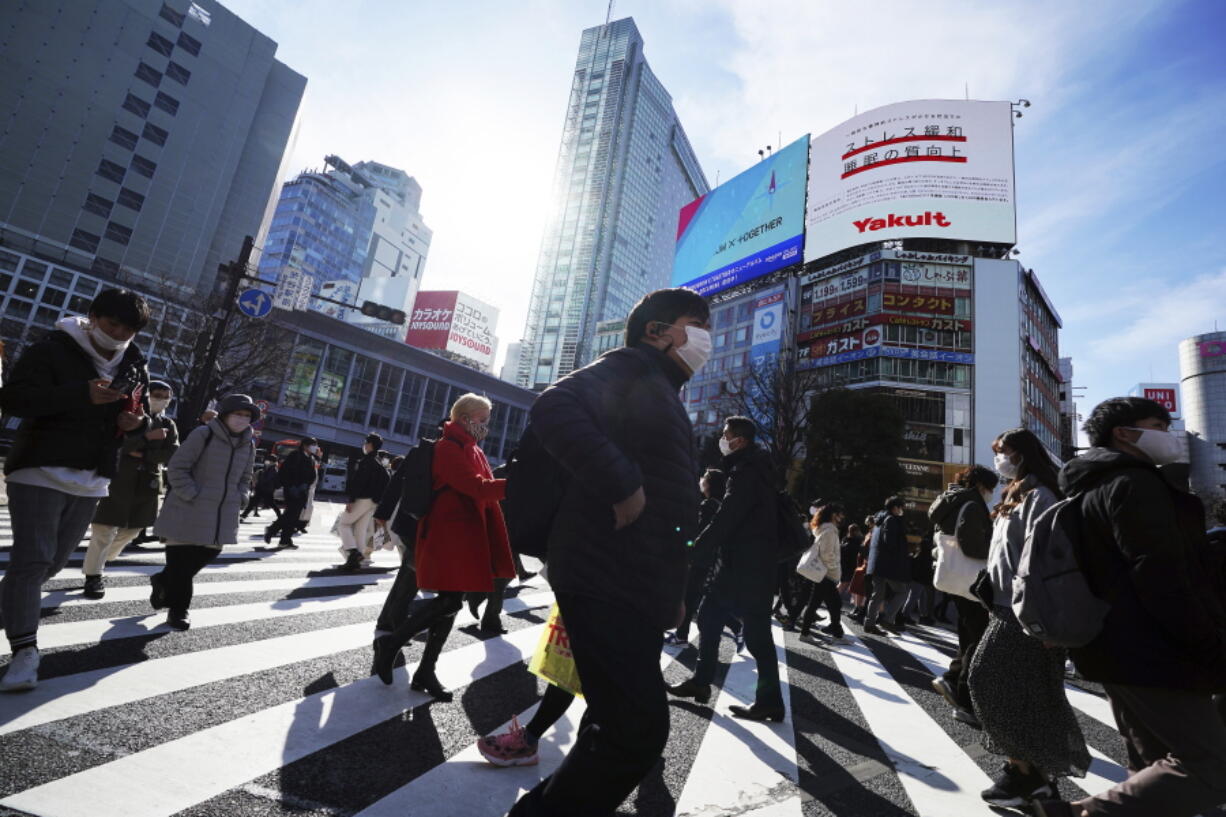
[606,0,614,25]
[965,81,969,100]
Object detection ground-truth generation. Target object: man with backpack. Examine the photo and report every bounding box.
[666,415,784,721]
[1031,397,1226,817]
[265,437,317,549]
[506,288,708,817]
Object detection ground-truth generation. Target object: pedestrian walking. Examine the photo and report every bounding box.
[667,415,784,721]
[507,288,708,817]
[838,523,863,601]
[798,503,846,642]
[265,437,316,549]
[82,379,179,598]
[241,461,280,521]
[148,394,257,631]
[0,289,150,692]
[338,432,390,571]
[967,428,1089,810]
[665,467,727,646]
[372,393,515,700]
[862,496,911,635]
[1032,397,1226,817]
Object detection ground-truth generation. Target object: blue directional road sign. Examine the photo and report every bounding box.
[237,288,273,319]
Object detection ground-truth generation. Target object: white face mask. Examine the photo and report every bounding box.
[149,397,171,414]
[980,488,994,505]
[226,415,251,434]
[665,324,712,374]
[1124,427,1181,465]
[994,452,1020,480]
[89,323,131,354]
[718,436,735,457]
[809,505,819,516]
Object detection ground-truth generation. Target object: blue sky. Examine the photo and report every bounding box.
[226,0,1226,417]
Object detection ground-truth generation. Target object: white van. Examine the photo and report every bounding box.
[320,463,348,494]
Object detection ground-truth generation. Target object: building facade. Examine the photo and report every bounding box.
[1179,332,1226,509]
[516,17,708,390]
[0,0,305,301]
[257,155,431,335]
[1058,357,1077,461]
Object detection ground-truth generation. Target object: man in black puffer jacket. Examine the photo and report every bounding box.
[508,289,708,817]
[1041,397,1226,817]
[667,416,783,720]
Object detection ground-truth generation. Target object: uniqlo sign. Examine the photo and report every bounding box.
[1143,388,1178,415]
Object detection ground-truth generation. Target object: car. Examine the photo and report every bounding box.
[320,463,348,494]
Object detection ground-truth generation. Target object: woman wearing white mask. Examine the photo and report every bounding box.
[150,394,257,630]
[966,427,1089,810]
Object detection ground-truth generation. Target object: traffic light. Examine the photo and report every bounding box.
[359,300,406,324]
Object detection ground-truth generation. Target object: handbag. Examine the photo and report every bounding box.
[933,531,986,601]
[795,540,828,584]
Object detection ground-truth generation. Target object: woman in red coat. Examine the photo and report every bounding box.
[372,393,515,698]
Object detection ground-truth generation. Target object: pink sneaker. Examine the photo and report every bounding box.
[476,716,539,767]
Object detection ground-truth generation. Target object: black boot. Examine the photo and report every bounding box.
[83,574,105,600]
[340,549,364,571]
[666,678,712,705]
[410,668,453,702]
[730,702,785,722]
[371,635,398,685]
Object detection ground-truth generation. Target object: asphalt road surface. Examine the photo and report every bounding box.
[1,501,1222,817]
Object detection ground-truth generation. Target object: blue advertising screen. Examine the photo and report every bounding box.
[672,135,809,296]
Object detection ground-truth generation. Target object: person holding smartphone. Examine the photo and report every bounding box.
[0,289,151,692]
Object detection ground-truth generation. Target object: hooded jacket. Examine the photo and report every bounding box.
[1060,447,1226,692]
[867,509,910,582]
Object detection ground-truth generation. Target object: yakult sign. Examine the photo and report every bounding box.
[405,290,500,371]
[805,100,1016,262]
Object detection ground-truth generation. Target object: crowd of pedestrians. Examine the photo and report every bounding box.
[0,285,1223,817]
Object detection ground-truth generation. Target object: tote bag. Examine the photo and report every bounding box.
[795,540,828,584]
[932,531,985,601]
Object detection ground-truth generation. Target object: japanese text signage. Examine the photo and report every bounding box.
[804,100,1016,262]
[405,290,500,370]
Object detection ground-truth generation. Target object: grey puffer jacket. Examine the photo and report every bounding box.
[154,418,255,547]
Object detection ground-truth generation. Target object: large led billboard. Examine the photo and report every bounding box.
[672,135,809,296]
[804,100,1016,263]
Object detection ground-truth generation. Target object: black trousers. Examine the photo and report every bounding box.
[375,551,454,671]
[693,591,782,707]
[160,545,219,614]
[942,595,989,710]
[387,590,462,674]
[509,592,669,817]
[242,490,280,520]
[800,577,843,635]
[526,683,578,741]
[675,560,713,640]
[268,488,307,544]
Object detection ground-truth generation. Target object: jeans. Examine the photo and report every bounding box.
[82,524,142,575]
[942,595,989,710]
[865,577,909,628]
[509,592,670,817]
[1080,683,1226,816]
[693,592,782,707]
[801,577,843,635]
[159,545,219,614]
[1,483,99,651]
[904,580,935,618]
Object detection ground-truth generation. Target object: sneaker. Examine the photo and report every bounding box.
[83,574,106,600]
[167,610,191,631]
[981,762,1057,809]
[0,647,40,692]
[862,623,887,636]
[477,716,539,767]
[952,706,981,728]
[817,625,847,644]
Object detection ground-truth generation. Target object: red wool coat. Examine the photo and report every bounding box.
[414,421,515,592]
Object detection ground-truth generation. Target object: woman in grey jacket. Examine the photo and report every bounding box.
[150,394,258,630]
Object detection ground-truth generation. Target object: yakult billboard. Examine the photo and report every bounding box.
[406,290,500,371]
[805,100,1016,262]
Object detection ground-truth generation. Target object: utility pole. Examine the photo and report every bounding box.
[182,235,254,426]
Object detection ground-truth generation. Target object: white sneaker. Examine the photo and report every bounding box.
[1,646,40,692]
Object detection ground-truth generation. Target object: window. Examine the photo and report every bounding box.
[176,31,201,56]
[393,373,424,436]
[109,125,139,150]
[96,159,126,184]
[343,357,378,424]
[116,188,145,212]
[70,229,101,253]
[314,346,352,418]
[104,222,133,245]
[142,122,169,145]
[42,287,67,307]
[282,340,323,410]
[153,92,179,116]
[122,94,151,118]
[83,193,113,217]
[147,31,175,56]
[130,155,157,178]
[159,2,185,26]
[165,61,191,85]
[134,62,163,88]
[369,365,403,431]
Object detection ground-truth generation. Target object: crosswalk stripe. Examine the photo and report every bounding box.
[0,591,555,736]
[826,632,993,816]
[0,623,548,817]
[41,561,395,581]
[39,573,394,609]
[673,621,803,816]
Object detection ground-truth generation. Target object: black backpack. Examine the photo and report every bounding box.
[398,436,459,520]
[774,490,811,563]
[501,424,568,559]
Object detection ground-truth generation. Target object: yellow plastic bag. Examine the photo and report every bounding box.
[527,604,583,697]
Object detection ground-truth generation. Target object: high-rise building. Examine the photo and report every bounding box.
[516,17,708,389]
[1058,357,1078,460]
[499,342,523,384]
[257,155,431,335]
[0,0,305,300]
[1179,332,1226,508]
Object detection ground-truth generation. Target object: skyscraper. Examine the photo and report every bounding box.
[0,0,305,299]
[516,17,708,389]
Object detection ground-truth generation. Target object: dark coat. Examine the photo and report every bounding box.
[277,448,317,498]
[348,451,390,502]
[1061,447,1226,692]
[0,330,149,478]
[93,412,179,528]
[532,345,698,630]
[931,486,993,559]
[698,445,779,611]
[840,533,863,579]
[867,510,910,581]
[414,421,515,592]
[376,453,418,548]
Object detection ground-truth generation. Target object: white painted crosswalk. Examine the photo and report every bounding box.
[1,504,1214,817]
